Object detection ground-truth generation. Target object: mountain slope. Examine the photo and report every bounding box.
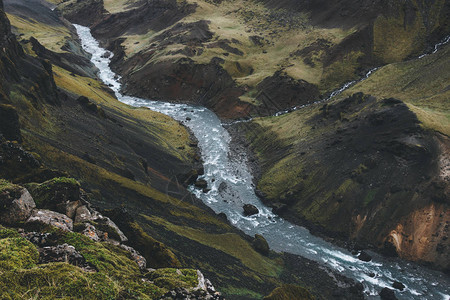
[58,0,450,119]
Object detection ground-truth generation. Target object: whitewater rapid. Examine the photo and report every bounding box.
[74,24,450,299]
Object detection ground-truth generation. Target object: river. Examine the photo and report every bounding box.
[74,24,450,299]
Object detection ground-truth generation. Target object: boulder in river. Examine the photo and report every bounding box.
[243,204,259,216]
[392,281,405,291]
[379,287,398,300]
[358,251,372,262]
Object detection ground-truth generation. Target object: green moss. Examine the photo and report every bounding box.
[264,284,314,300]
[0,226,21,239]
[144,215,283,277]
[146,268,198,290]
[363,189,377,207]
[0,236,39,271]
[0,179,21,194]
[0,263,119,300]
[221,286,264,299]
[320,51,364,91]
[26,177,80,208]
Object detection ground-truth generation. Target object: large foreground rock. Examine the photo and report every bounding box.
[0,184,35,224]
[27,209,73,231]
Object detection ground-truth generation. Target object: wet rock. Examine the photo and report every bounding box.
[379,287,397,300]
[39,243,96,272]
[252,234,270,255]
[271,202,287,214]
[243,204,259,216]
[0,186,35,224]
[27,209,73,231]
[74,205,93,223]
[195,179,208,189]
[392,281,405,291]
[120,244,147,271]
[358,251,372,262]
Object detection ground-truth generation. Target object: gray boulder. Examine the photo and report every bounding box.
[74,205,93,223]
[120,244,147,271]
[0,186,36,224]
[243,204,259,216]
[27,209,73,231]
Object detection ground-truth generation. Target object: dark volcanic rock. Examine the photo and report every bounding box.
[379,287,397,300]
[358,251,372,262]
[243,204,259,216]
[392,281,405,291]
[0,104,21,142]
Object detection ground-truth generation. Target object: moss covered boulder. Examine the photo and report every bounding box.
[26,177,83,216]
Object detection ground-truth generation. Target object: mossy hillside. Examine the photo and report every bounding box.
[51,65,196,163]
[0,227,39,271]
[6,13,71,54]
[264,284,315,300]
[372,0,447,63]
[143,215,283,277]
[0,227,201,299]
[340,43,450,136]
[139,214,285,299]
[75,0,450,116]
[244,93,441,246]
[146,268,198,290]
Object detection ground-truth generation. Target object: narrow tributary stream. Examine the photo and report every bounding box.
[75,24,450,299]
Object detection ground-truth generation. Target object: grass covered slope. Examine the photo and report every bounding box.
[57,0,450,119]
[242,47,450,270]
[0,225,201,299]
[340,43,450,136]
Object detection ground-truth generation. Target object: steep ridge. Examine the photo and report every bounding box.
[239,52,450,272]
[1,1,370,299]
[57,0,450,119]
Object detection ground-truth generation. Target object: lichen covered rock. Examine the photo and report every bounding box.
[0,180,35,224]
[27,209,73,231]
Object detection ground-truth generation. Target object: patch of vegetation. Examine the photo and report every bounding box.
[144,215,283,277]
[6,13,70,53]
[25,177,80,208]
[341,43,450,135]
[264,284,315,300]
[0,230,39,271]
[145,268,198,290]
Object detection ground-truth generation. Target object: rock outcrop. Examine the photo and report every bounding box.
[27,209,74,231]
[0,182,35,224]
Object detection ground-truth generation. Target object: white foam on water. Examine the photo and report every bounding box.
[75,24,450,300]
